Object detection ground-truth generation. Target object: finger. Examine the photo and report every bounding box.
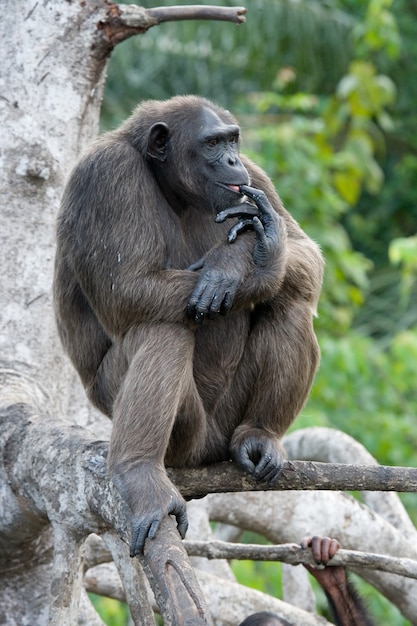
[261,465,281,485]
[235,447,256,474]
[186,298,197,320]
[266,464,283,485]
[239,186,273,219]
[252,217,270,267]
[209,289,233,318]
[208,292,223,317]
[130,519,151,557]
[175,509,189,539]
[168,496,188,539]
[300,536,313,550]
[253,453,273,480]
[189,275,220,318]
[252,216,267,241]
[148,518,161,541]
[239,185,266,204]
[254,453,282,483]
[216,202,258,223]
[221,290,234,315]
[195,286,218,318]
[256,209,281,242]
[328,538,341,559]
[187,283,208,321]
[187,295,197,318]
[252,216,268,250]
[240,186,280,238]
[194,311,205,324]
[311,536,323,563]
[320,537,332,564]
[227,218,255,243]
[187,257,205,271]
[188,279,209,311]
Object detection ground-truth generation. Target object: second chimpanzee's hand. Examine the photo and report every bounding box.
[300,536,349,596]
[216,185,282,268]
[230,428,285,485]
[301,535,341,565]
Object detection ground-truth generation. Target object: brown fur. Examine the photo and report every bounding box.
[53,96,324,553]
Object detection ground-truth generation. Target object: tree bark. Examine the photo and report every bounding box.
[184,540,417,579]
[97,4,246,50]
[169,459,417,497]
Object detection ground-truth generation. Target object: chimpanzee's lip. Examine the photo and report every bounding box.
[218,183,244,193]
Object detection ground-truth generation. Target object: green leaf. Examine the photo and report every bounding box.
[389,236,417,267]
[334,172,361,204]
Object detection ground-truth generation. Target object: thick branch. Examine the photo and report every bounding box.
[85,438,213,625]
[183,540,417,580]
[1,403,212,626]
[97,4,246,50]
[139,517,214,626]
[168,460,417,497]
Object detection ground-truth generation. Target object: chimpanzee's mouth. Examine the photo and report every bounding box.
[227,184,242,193]
[219,183,244,194]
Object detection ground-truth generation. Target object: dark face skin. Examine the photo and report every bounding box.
[147,106,250,214]
[195,108,250,210]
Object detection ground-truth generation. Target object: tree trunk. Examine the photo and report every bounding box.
[0,2,215,624]
[0,1,107,421]
[1,3,108,621]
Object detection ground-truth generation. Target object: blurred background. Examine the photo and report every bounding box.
[96,1,417,623]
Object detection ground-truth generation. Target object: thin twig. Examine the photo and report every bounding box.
[183,540,417,579]
[97,4,246,51]
[146,5,247,25]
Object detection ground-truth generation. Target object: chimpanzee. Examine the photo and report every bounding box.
[53,96,323,555]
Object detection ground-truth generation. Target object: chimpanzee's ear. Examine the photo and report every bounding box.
[146,122,170,162]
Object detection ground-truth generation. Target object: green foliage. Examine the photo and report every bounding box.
[101,0,354,131]
[350,574,409,625]
[88,594,130,625]
[389,235,417,301]
[229,531,283,599]
[353,269,417,344]
[339,0,417,310]
[232,560,282,599]
[353,0,400,59]
[299,327,417,472]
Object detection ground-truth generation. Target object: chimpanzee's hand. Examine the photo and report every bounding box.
[187,255,244,323]
[216,185,281,267]
[300,535,341,566]
[112,463,188,557]
[230,428,285,485]
[300,536,348,592]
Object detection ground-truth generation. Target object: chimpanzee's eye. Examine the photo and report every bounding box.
[208,137,218,146]
[229,135,238,143]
